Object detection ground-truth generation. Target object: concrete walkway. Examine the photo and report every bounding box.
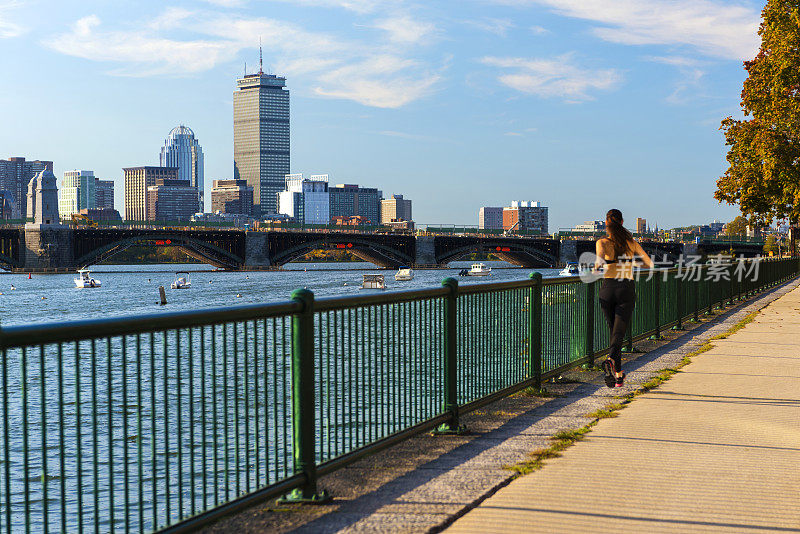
[447,286,800,533]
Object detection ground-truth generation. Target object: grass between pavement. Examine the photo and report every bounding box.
[503,307,760,477]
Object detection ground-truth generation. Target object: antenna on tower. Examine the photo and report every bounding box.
[259,37,263,75]
[244,61,247,76]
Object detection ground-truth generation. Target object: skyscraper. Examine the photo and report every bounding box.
[160,125,204,212]
[95,179,115,210]
[59,170,96,219]
[123,166,179,221]
[233,59,289,217]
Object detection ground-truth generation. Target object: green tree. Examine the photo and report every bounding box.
[763,234,779,254]
[725,216,748,236]
[716,0,800,226]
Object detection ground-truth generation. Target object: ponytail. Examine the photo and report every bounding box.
[605,209,633,259]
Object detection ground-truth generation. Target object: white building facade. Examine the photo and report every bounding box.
[59,170,96,219]
[160,125,204,212]
[278,174,330,225]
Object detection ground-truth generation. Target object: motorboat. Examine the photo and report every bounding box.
[171,272,191,289]
[467,263,491,276]
[74,269,101,288]
[362,274,386,290]
[395,267,414,281]
[559,263,581,276]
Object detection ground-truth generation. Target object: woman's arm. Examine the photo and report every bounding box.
[594,239,608,272]
[632,240,654,268]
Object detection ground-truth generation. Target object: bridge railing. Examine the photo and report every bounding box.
[0,257,797,533]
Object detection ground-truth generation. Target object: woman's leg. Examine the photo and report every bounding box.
[609,284,636,376]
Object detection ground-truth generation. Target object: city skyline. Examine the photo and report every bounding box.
[0,0,765,229]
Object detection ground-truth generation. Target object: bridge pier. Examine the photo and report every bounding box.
[414,236,437,267]
[244,231,272,269]
[22,226,75,272]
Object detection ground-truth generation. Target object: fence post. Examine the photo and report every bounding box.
[690,276,699,323]
[650,275,663,340]
[529,272,543,390]
[280,289,330,503]
[435,277,465,434]
[672,272,683,330]
[727,262,734,306]
[584,280,595,367]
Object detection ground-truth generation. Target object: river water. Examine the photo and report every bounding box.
[0,260,562,533]
[0,261,560,327]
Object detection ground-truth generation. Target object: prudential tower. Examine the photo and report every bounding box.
[233,50,289,217]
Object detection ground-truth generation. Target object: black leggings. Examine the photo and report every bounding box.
[599,278,636,372]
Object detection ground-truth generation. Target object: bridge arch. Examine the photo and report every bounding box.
[73,229,246,270]
[268,232,415,269]
[434,237,559,268]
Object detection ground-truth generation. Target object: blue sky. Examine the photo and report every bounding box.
[0,0,764,229]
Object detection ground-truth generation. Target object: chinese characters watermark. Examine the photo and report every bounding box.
[577,252,762,284]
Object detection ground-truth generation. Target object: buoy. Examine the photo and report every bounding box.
[236,293,242,298]
[41,296,46,300]
[343,282,348,286]
[10,285,15,290]
[28,273,31,279]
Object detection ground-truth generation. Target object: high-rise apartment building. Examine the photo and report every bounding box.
[147,179,199,222]
[123,166,179,221]
[329,184,382,225]
[478,207,504,230]
[160,125,204,212]
[211,179,254,215]
[95,179,115,210]
[0,157,53,219]
[59,170,96,219]
[278,174,330,224]
[233,69,289,217]
[636,217,647,234]
[381,195,412,224]
[502,201,548,234]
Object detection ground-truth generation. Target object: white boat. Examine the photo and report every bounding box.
[74,269,101,288]
[467,263,492,276]
[395,267,414,281]
[171,272,191,289]
[362,274,386,290]
[559,263,580,276]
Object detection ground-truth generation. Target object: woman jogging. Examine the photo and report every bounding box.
[596,209,653,387]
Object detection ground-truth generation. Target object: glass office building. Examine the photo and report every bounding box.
[160,125,204,212]
[233,73,289,217]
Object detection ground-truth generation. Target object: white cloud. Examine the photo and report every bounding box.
[529,25,548,35]
[481,54,621,102]
[647,55,706,104]
[45,10,442,108]
[0,1,24,38]
[315,55,440,108]
[148,8,195,31]
[496,0,759,60]
[261,0,403,14]
[373,15,437,44]
[463,18,515,37]
[201,0,246,6]
[504,131,523,136]
[46,15,234,76]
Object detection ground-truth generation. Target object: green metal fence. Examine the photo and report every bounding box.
[0,258,797,533]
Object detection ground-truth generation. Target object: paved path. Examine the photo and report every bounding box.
[447,286,800,533]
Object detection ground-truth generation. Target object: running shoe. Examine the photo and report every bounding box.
[615,373,626,387]
[602,359,616,388]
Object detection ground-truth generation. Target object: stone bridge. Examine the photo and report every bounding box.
[2,226,768,272]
